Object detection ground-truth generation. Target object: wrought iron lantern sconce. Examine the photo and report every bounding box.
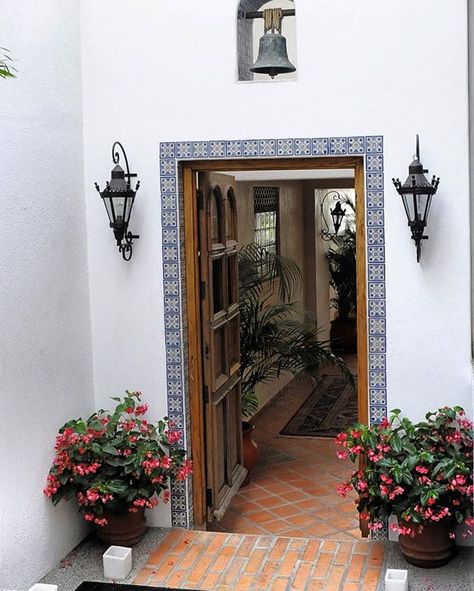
[320,191,347,241]
[95,142,140,261]
[246,8,296,78]
[392,135,440,262]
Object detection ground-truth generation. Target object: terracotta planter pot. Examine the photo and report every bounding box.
[95,507,146,546]
[241,421,258,487]
[398,520,455,568]
[330,318,357,354]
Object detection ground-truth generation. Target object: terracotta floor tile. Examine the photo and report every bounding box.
[256,495,286,509]
[247,509,276,524]
[259,518,293,534]
[280,528,310,538]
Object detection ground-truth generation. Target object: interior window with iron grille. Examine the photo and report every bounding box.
[254,186,279,256]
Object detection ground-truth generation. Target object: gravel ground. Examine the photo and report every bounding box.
[39,528,169,591]
[377,542,474,591]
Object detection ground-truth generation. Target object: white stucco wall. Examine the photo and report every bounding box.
[81,0,472,428]
[0,1,95,588]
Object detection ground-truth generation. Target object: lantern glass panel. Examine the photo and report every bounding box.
[401,193,416,223]
[113,195,126,223]
[103,197,115,224]
[124,195,134,224]
[416,192,430,222]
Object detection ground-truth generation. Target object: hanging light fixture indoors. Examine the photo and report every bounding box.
[320,191,347,241]
[392,135,440,262]
[247,8,296,78]
[95,142,140,261]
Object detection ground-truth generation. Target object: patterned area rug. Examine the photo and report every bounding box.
[280,375,357,438]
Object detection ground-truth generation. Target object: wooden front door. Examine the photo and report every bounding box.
[198,172,247,521]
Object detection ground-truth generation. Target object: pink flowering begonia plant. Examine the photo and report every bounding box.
[336,406,473,538]
[44,390,192,527]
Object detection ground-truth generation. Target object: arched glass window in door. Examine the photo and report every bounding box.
[237,0,297,82]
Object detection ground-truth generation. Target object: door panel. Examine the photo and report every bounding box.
[198,172,247,521]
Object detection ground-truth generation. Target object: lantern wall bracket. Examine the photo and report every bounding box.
[95,141,140,262]
[245,9,295,19]
[392,134,440,263]
[320,190,347,241]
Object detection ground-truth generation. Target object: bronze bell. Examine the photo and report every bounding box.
[250,32,296,78]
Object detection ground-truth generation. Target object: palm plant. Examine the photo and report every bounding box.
[327,227,357,322]
[238,243,352,418]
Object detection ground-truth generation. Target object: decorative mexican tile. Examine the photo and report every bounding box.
[369,300,386,317]
[348,136,365,154]
[160,142,176,158]
[209,141,226,158]
[369,336,386,353]
[368,246,385,263]
[166,349,181,364]
[192,142,209,158]
[369,354,386,370]
[162,195,177,210]
[329,137,347,154]
[160,177,177,194]
[369,371,386,389]
[160,158,176,177]
[294,138,312,155]
[366,136,384,153]
[370,389,387,404]
[367,191,384,209]
[259,139,276,156]
[277,138,294,156]
[366,154,384,172]
[367,228,385,246]
[369,318,386,335]
[176,142,193,159]
[370,405,388,423]
[243,139,259,157]
[367,209,384,227]
[368,282,385,299]
[312,138,329,155]
[226,140,243,157]
[368,264,385,282]
[367,173,384,190]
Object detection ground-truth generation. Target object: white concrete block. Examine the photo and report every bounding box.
[28,585,58,591]
[385,568,408,591]
[103,545,132,580]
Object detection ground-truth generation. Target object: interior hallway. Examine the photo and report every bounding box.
[209,362,361,540]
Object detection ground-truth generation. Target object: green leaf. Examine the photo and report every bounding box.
[91,443,104,456]
[106,480,129,494]
[103,444,120,456]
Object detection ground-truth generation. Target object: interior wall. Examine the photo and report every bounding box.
[0,1,95,588]
[80,0,473,519]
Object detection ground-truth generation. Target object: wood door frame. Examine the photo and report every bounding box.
[183,156,367,527]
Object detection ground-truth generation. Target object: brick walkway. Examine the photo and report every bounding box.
[134,528,384,590]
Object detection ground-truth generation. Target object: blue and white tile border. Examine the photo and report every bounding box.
[159,135,387,528]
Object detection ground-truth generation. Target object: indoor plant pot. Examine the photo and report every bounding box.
[241,421,258,487]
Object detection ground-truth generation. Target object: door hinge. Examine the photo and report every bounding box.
[200,280,206,299]
[197,189,204,209]
[206,487,213,508]
[203,384,209,404]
